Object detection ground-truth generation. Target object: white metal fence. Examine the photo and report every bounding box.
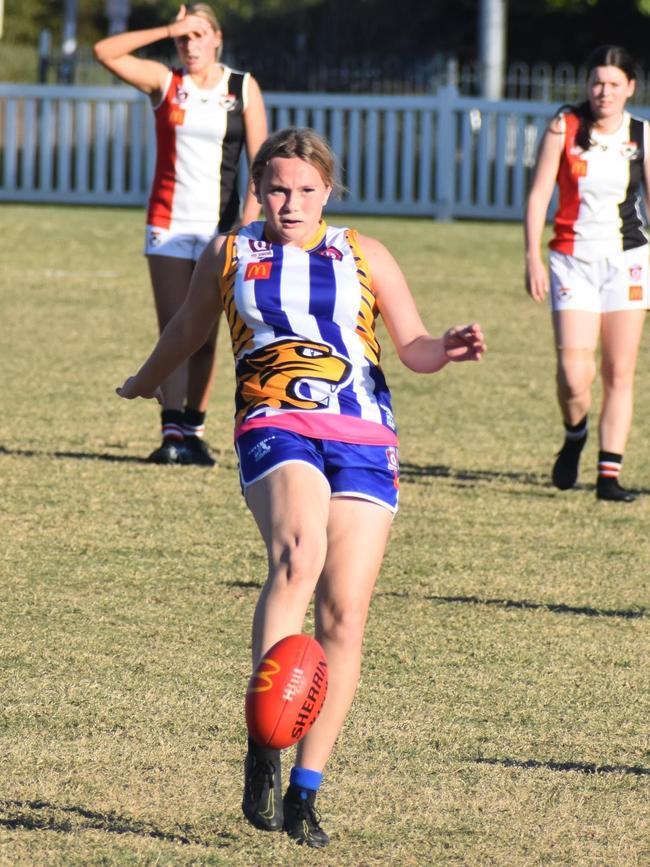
[2,83,649,220]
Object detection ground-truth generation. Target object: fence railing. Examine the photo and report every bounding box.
[35,44,650,103]
[2,83,649,219]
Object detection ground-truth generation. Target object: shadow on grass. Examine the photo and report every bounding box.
[0,445,148,464]
[400,461,650,496]
[426,594,646,619]
[377,591,645,619]
[400,462,546,487]
[0,799,234,847]
[473,757,650,776]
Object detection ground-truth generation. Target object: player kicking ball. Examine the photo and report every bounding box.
[117,127,486,846]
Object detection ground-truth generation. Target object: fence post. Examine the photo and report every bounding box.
[38,30,51,83]
[435,83,457,221]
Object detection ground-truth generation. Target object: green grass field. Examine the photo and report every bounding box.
[1,204,649,866]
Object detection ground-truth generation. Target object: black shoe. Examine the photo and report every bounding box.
[596,478,636,503]
[182,435,216,467]
[147,438,187,465]
[283,785,330,848]
[242,744,283,832]
[552,435,587,490]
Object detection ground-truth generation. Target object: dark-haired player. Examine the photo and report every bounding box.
[525,45,650,501]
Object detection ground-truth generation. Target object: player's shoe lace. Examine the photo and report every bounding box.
[283,786,330,848]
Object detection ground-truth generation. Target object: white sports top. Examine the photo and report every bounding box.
[551,110,649,261]
[147,65,249,233]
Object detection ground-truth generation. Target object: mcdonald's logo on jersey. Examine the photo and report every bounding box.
[169,107,186,126]
[245,261,273,281]
[571,159,588,178]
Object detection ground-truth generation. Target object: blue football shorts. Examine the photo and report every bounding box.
[235,427,400,514]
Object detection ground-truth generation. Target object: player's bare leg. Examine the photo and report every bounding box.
[551,310,599,489]
[281,498,392,847]
[146,256,194,463]
[148,255,194,410]
[246,462,331,667]
[242,462,330,833]
[297,497,392,772]
[596,309,645,501]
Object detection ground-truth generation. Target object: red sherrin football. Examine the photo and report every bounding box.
[245,634,328,750]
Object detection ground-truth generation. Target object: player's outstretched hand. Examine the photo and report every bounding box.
[116,376,162,403]
[443,323,486,362]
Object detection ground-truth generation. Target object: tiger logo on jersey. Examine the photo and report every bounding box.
[236,339,353,414]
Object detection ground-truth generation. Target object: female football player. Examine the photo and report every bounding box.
[117,127,486,846]
[525,45,649,501]
[95,3,267,464]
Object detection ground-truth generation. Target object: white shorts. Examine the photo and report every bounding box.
[144,225,216,260]
[549,246,649,313]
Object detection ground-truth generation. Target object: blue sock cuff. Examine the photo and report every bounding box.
[290,766,323,794]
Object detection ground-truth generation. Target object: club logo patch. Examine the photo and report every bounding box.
[174,85,188,104]
[149,229,162,248]
[248,240,274,260]
[219,94,237,111]
[317,245,343,261]
[629,265,643,282]
[386,446,399,489]
[621,142,639,160]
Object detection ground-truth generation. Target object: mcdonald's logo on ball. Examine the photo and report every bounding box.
[245,634,328,749]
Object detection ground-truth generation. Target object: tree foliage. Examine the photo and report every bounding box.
[2,0,650,70]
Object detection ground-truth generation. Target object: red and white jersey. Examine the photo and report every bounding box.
[147,65,249,234]
[550,111,649,261]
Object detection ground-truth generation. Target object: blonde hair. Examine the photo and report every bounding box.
[184,3,223,60]
[185,3,220,31]
[251,127,341,195]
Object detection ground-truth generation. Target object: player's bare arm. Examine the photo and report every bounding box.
[93,11,211,97]
[241,77,268,225]
[117,237,226,400]
[525,121,564,301]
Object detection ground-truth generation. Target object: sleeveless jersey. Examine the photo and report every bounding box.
[550,111,649,261]
[219,221,398,446]
[147,65,248,233]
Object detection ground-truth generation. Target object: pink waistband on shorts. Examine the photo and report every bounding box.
[235,413,399,446]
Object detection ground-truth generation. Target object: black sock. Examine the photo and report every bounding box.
[564,415,588,443]
[183,407,206,440]
[161,409,184,442]
[598,451,623,483]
